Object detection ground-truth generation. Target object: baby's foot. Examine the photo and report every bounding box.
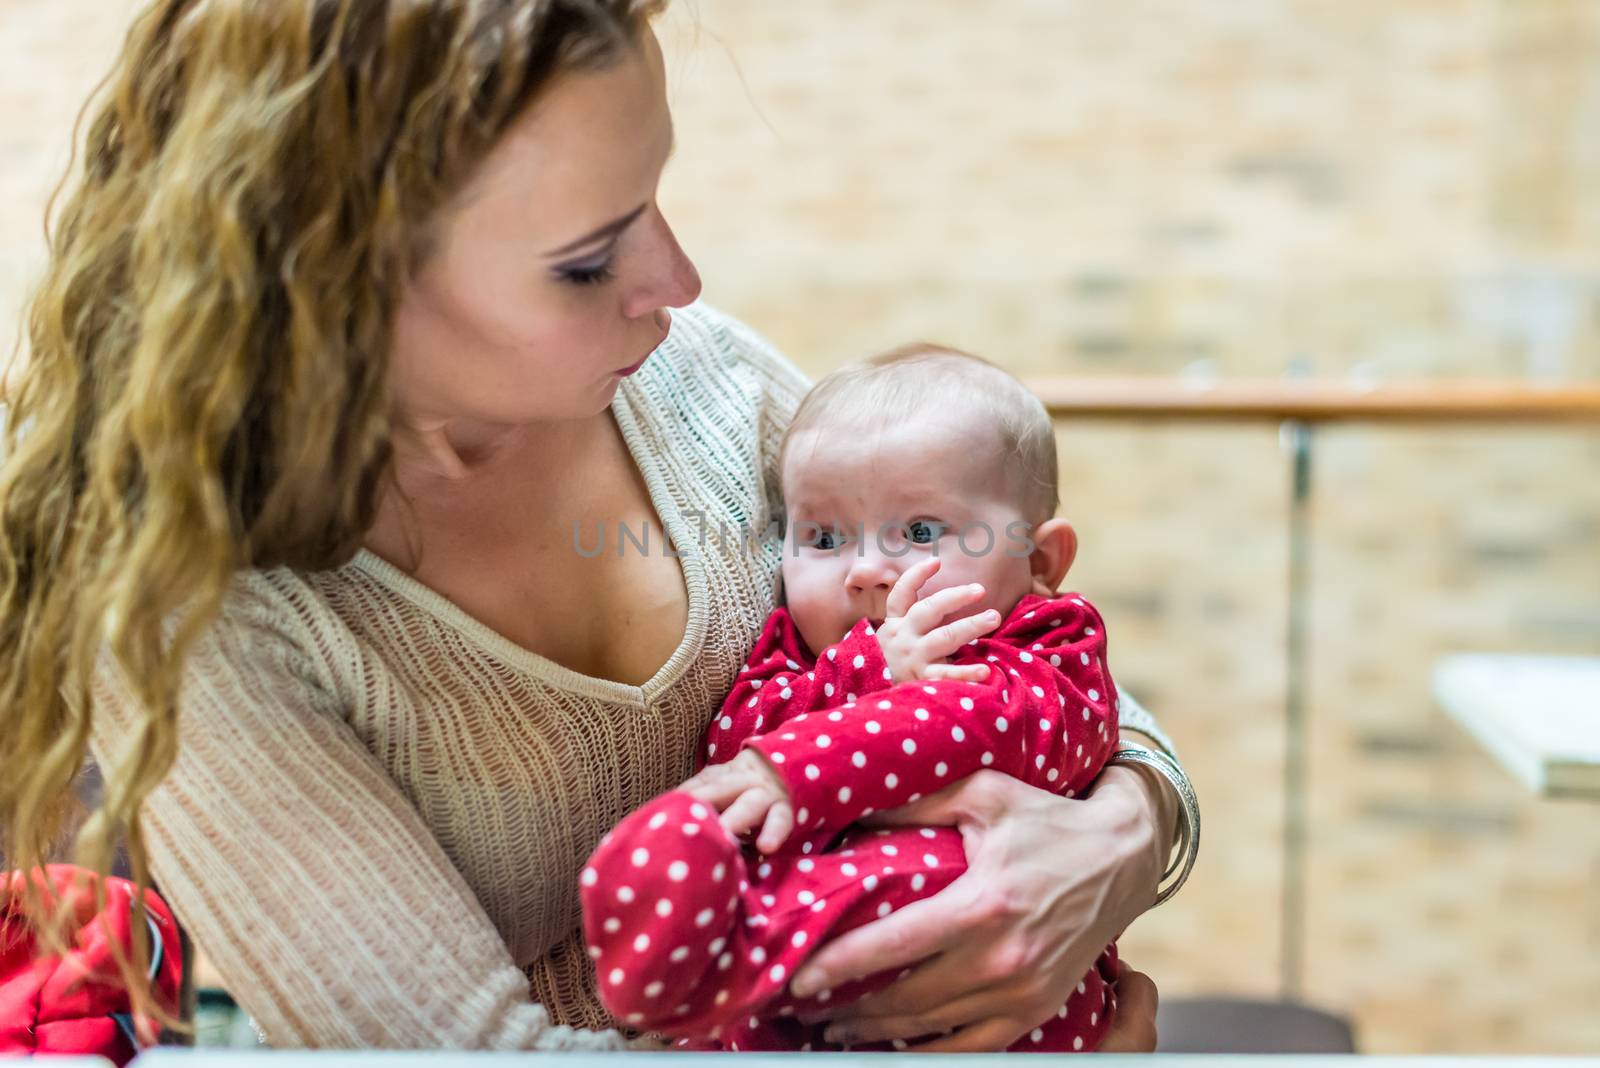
[581,791,750,1031]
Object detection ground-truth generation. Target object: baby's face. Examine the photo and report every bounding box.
[779,414,1046,658]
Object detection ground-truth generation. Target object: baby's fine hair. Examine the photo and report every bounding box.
[778,342,1060,525]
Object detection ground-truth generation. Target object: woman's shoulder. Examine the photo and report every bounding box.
[90,566,360,763]
[198,565,362,706]
[221,565,343,638]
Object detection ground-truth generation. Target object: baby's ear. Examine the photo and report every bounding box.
[1028,518,1078,596]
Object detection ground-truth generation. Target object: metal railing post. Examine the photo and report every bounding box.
[1282,418,1314,999]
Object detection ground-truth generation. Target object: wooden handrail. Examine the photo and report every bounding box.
[1026,378,1600,424]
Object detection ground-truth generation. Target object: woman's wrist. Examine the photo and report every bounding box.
[1086,763,1168,907]
[1112,733,1182,842]
[1107,742,1201,905]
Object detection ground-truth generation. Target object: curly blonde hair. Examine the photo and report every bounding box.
[0,0,664,1024]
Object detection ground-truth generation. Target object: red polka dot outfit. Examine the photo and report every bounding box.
[581,591,1121,1052]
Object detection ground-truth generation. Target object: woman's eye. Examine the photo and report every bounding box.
[556,259,615,286]
[906,520,946,544]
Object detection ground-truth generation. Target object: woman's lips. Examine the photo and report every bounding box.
[615,311,674,376]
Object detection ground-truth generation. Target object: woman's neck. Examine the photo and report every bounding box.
[364,409,612,573]
[387,410,597,485]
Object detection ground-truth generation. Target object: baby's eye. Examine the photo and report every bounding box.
[906,520,947,545]
[798,526,844,552]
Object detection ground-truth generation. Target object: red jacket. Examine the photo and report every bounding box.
[1,865,183,1064]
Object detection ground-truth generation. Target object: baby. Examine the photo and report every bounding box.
[580,344,1121,1052]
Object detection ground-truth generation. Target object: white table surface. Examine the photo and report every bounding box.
[1433,653,1600,800]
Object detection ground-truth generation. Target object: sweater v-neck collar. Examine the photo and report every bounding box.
[349,375,709,707]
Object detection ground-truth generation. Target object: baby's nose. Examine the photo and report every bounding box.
[844,547,904,592]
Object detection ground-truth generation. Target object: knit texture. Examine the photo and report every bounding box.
[85,301,1176,1049]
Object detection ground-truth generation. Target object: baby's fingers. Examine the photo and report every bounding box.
[925,608,1003,658]
[679,767,746,812]
[921,662,992,683]
[755,800,796,854]
[884,558,941,620]
[904,582,988,633]
[720,788,777,839]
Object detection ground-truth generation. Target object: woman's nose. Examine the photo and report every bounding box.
[623,205,702,318]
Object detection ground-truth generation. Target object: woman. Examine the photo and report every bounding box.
[0,0,1194,1052]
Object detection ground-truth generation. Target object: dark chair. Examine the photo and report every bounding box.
[1156,997,1358,1053]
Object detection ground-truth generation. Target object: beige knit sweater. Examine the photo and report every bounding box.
[87,301,1176,1050]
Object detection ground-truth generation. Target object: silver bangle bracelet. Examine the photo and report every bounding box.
[1109,743,1201,907]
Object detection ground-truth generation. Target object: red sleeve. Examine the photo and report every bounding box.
[698,611,895,770]
[744,593,1119,834]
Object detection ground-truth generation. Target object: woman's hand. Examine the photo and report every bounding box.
[787,766,1167,1052]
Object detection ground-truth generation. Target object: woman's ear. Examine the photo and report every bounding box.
[1028,517,1078,597]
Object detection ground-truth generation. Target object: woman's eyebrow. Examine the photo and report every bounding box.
[543,202,648,258]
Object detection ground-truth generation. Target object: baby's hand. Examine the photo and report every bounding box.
[678,749,795,854]
[874,558,1000,684]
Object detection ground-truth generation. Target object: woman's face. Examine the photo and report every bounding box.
[388,26,701,435]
